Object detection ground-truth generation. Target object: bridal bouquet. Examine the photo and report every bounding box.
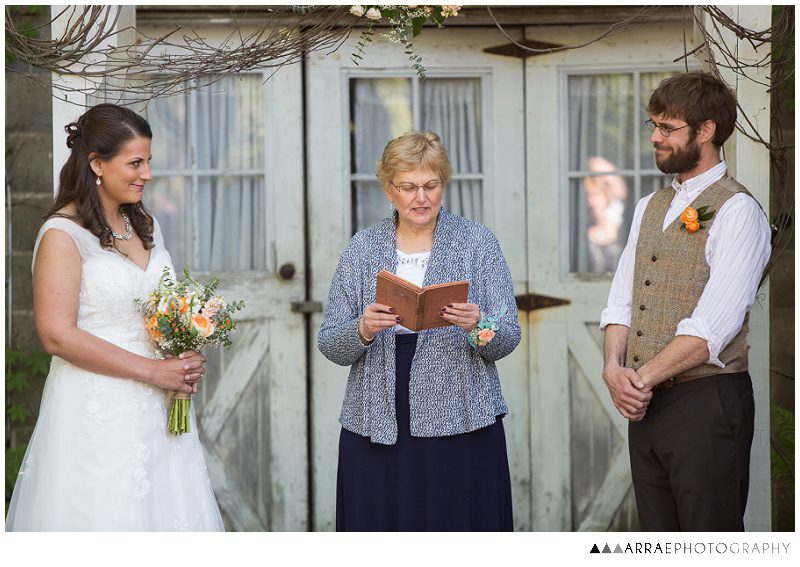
[136,266,245,435]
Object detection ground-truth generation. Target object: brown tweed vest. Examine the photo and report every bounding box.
[626,176,752,378]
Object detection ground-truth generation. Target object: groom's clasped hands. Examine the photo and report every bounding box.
[603,363,652,421]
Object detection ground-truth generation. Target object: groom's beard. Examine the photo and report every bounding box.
[654,134,701,174]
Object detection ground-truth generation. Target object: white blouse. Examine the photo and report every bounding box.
[394,249,430,334]
[600,161,772,367]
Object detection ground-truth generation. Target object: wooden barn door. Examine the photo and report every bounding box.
[523,23,695,530]
[143,57,308,531]
[306,27,529,530]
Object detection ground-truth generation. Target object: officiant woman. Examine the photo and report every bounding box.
[318,131,520,531]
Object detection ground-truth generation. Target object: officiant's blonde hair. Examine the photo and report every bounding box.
[376,131,453,188]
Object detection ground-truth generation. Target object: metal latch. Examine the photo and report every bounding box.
[291,301,323,314]
[515,293,570,312]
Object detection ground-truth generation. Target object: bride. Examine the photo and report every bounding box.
[6,104,224,531]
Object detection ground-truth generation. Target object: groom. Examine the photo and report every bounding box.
[600,72,771,531]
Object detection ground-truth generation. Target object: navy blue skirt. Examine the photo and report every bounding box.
[336,333,513,531]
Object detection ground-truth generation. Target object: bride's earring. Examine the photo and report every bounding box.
[389,201,395,211]
[96,177,102,186]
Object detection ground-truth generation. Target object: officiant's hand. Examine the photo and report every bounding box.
[360,303,401,340]
[603,363,651,421]
[440,302,480,332]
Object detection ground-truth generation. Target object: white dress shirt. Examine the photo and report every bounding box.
[600,160,772,367]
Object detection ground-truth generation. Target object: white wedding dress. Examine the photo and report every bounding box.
[6,217,225,531]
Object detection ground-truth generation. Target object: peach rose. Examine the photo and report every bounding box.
[685,221,700,233]
[147,315,162,340]
[680,207,699,223]
[477,328,495,345]
[192,314,215,338]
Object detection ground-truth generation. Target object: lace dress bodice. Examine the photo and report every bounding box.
[32,217,173,355]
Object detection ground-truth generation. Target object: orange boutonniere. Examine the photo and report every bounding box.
[680,206,715,233]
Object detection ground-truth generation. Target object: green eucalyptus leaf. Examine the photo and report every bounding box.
[412,16,424,37]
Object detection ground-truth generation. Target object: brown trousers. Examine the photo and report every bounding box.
[628,371,754,531]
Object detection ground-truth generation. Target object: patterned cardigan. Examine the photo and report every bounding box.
[317,209,521,445]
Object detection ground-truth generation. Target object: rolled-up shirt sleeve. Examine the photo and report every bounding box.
[675,193,771,366]
[600,195,653,330]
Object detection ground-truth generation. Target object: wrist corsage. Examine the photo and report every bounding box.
[467,304,507,348]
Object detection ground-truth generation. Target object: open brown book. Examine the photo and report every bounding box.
[375,269,469,332]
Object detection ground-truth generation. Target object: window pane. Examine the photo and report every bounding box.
[445,179,482,222]
[350,78,412,174]
[421,78,482,174]
[147,92,190,171]
[353,180,388,233]
[196,176,267,271]
[640,71,678,170]
[195,76,265,170]
[568,74,634,171]
[641,174,674,198]
[146,176,191,270]
[569,175,634,274]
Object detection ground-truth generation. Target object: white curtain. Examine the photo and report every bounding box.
[567,74,673,273]
[421,78,482,222]
[350,77,483,231]
[146,76,266,272]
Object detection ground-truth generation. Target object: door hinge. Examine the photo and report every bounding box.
[483,38,565,59]
[291,301,323,314]
[515,293,570,312]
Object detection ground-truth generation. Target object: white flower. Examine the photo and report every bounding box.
[365,7,382,21]
[441,5,461,17]
[157,297,169,314]
[350,5,366,17]
[202,296,225,318]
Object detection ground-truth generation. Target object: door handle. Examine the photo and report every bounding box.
[278,263,296,280]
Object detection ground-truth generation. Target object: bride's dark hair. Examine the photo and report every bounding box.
[47,103,155,250]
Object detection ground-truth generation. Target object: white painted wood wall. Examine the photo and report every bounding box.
[706,5,772,531]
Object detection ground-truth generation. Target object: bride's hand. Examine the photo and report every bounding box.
[148,351,206,393]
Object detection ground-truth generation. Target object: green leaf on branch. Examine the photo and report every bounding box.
[6,371,29,394]
[412,16,425,37]
[8,405,31,424]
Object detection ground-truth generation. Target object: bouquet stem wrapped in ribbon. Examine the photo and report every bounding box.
[136,267,244,435]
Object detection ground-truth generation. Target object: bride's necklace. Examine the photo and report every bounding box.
[109,207,133,241]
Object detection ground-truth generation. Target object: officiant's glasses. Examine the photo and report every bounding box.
[390,180,444,196]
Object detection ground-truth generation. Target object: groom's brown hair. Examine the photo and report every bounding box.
[647,72,737,148]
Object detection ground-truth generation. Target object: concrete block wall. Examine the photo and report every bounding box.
[6,43,54,446]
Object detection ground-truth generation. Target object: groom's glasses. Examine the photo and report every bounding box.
[644,119,691,138]
[390,180,444,196]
